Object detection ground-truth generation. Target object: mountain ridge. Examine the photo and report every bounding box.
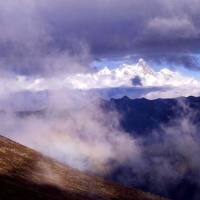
[67,59,198,89]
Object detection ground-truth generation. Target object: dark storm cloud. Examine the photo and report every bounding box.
[41,0,200,54]
[139,54,200,71]
[1,0,200,75]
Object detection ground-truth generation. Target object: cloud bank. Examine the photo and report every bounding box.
[0,101,141,175]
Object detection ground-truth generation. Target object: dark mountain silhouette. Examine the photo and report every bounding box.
[97,95,200,136]
[15,95,200,137]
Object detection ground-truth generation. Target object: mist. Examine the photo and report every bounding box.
[108,98,200,199]
[0,98,141,175]
[1,90,200,199]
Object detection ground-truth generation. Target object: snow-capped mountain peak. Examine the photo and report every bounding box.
[137,58,150,71]
[66,59,199,89]
[138,58,146,65]
[136,58,157,76]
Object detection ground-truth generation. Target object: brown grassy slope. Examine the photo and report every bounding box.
[0,135,168,200]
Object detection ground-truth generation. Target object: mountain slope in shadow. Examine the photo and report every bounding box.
[96,95,200,136]
[0,135,167,200]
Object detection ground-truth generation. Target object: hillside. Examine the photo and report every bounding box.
[0,135,167,200]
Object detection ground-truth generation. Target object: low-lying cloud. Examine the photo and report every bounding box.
[108,98,200,199]
[0,100,141,175]
[1,88,200,199]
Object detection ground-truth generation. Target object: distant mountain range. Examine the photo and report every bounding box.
[14,95,200,136]
[92,95,200,136]
[67,59,199,89]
